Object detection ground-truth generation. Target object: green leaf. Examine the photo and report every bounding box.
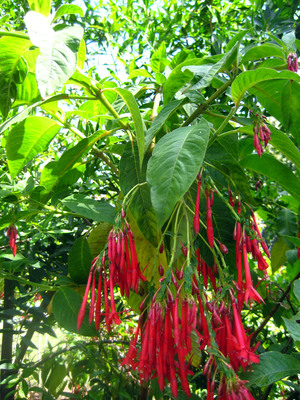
[231,68,300,105]
[52,4,84,22]
[120,142,158,245]
[294,279,300,303]
[182,44,238,91]
[0,36,32,117]
[206,139,254,204]
[281,80,300,145]
[40,131,105,193]
[52,287,97,336]
[282,32,297,52]
[6,116,60,179]
[271,237,289,273]
[14,72,41,106]
[277,208,297,237]
[87,223,112,257]
[44,363,67,397]
[241,43,285,64]
[244,351,300,387]
[68,237,93,283]
[147,120,210,227]
[249,79,286,123]
[24,11,84,98]
[163,59,196,105]
[226,30,249,52]
[128,69,153,80]
[282,312,300,342]
[283,236,300,247]
[150,42,169,73]
[61,194,117,224]
[27,0,51,16]
[106,87,145,168]
[145,98,189,150]
[0,94,69,135]
[239,154,300,203]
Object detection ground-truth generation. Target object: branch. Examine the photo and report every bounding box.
[181,78,232,127]
[20,340,129,370]
[251,271,300,343]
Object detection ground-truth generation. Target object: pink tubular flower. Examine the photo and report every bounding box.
[242,237,264,304]
[77,256,99,331]
[287,52,299,72]
[193,172,202,234]
[7,225,17,257]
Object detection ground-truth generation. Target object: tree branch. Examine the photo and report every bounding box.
[251,271,300,343]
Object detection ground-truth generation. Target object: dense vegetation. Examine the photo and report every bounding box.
[0,0,300,399]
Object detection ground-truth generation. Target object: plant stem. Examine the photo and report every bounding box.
[251,270,300,343]
[181,78,232,127]
[0,279,16,400]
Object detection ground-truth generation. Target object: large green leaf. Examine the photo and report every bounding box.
[27,0,51,16]
[294,279,300,303]
[52,4,84,22]
[105,87,145,168]
[281,80,300,145]
[87,223,112,257]
[145,98,189,150]
[24,11,84,98]
[14,72,41,106]
[40,131,105,193]
[240,154,300,202]
[163,58,199,105]
[244,351,300,387]
[182,44,238,91]
[271,237,289,273]
[0,94,69,135]
[68,237,93,283]
[6,116,60,178]
[282,312,300,343]
[241,43,285,64]
[0,36,32,117]
[249,79,286,123]
[147,120,210,227]
[277,208,298,237]
[61,194,117,224]
[231,68,300,105]
[206,139,254,204]
[44,362,67,397]
[120,142,158,245]
[52,287,97,336]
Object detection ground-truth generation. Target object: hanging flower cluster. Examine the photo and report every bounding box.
[77,219,147,333]
[251,111,271,157]
[77,177,269,398]
[121,285,198,398]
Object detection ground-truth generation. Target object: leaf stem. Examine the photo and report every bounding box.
[208,106,238,145]
[0,31,30,39]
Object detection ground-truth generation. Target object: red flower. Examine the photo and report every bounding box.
[7,225,17,257]
[287,52,299,72]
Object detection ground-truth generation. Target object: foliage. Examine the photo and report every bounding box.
[0,0,300,399]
